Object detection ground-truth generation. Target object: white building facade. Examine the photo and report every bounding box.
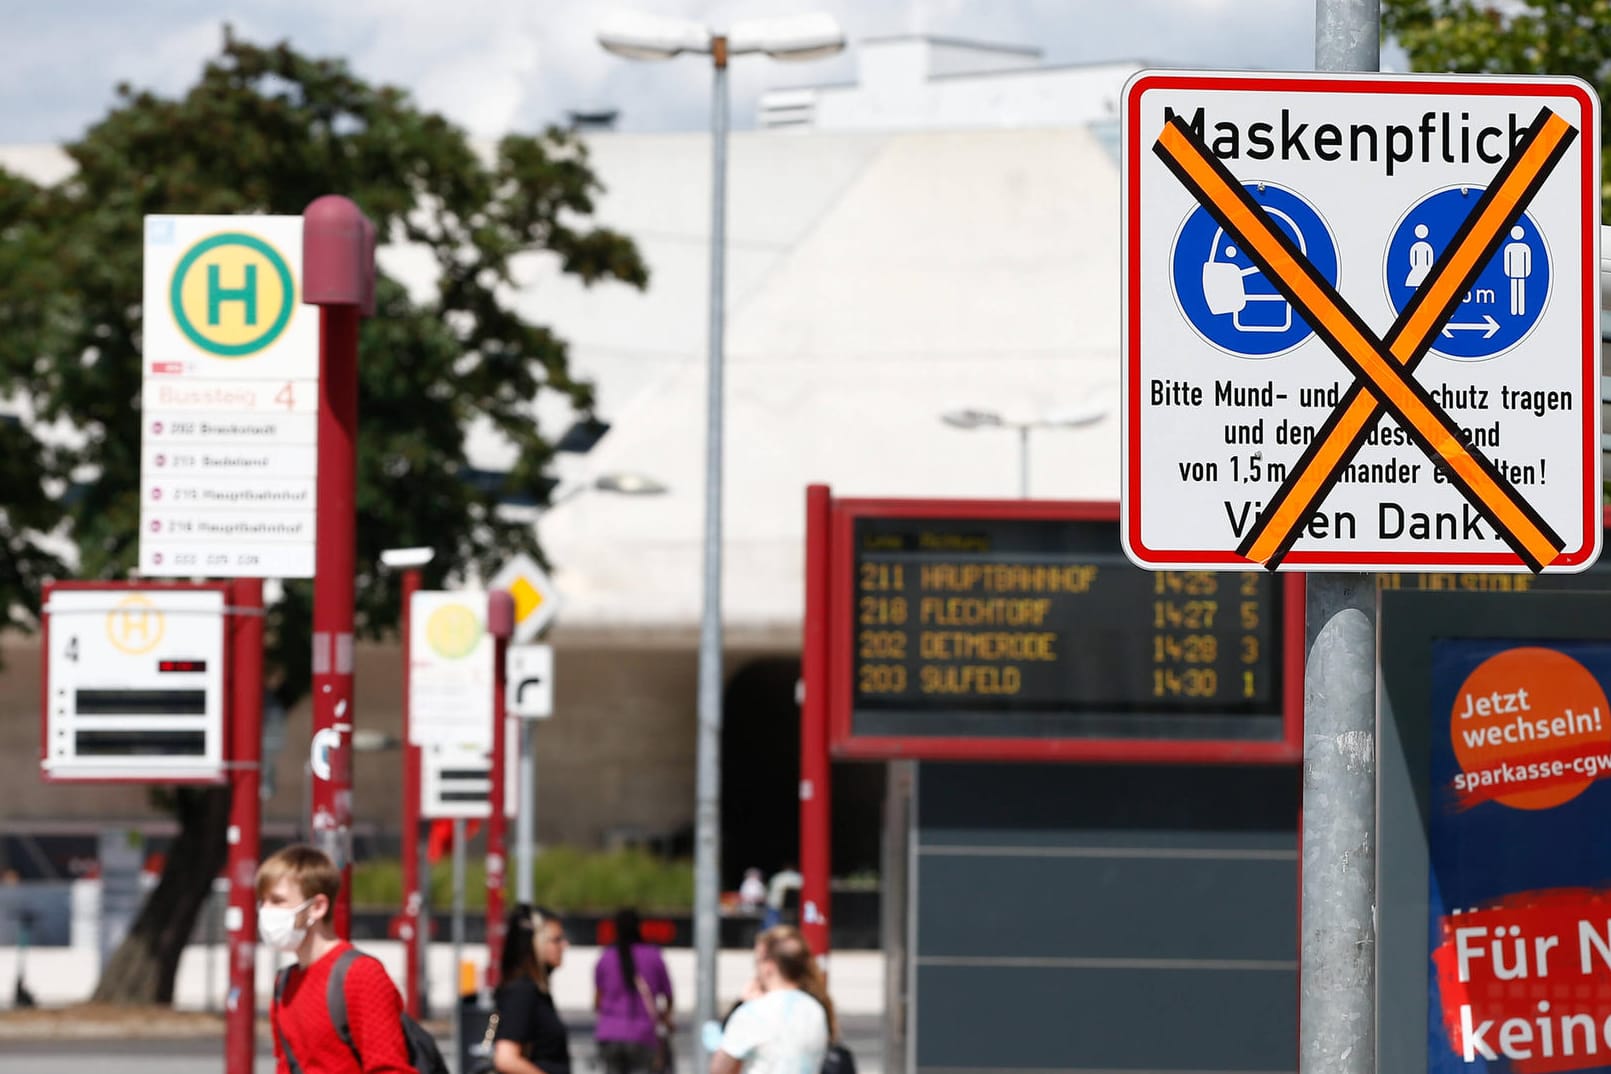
[758,36,1140,132]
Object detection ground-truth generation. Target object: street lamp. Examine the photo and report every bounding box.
[543,470,669,512]
[599,10,846,1062]
[941,402,1109,497]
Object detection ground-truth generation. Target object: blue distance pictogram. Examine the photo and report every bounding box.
[1169,182,1340,359]
[1384,186,1549,362]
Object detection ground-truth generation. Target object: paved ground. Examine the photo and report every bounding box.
[0,941,890,1072]
[0,1011,887,1074]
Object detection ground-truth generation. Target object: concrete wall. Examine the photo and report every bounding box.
[0,940,884,1016]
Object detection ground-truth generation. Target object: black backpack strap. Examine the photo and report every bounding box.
[326,946,367,1065]
[273,965,307,1074]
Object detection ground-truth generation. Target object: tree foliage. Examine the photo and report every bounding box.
[0,173,67,642]
[0,30,646,1002]
[1382,0,1611,215]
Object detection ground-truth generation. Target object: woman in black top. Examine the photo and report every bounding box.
[494,904,572,1074]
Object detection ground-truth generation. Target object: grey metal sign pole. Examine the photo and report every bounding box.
[517,721,536,905]
[1305,12,1380,1074]
[693,37,730,1074]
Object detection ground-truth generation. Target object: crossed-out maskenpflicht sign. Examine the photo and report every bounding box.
[1122,72,1602,573]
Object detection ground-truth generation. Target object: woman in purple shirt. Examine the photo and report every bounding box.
[595,908,674,1074]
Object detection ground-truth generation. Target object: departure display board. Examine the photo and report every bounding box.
[834,506,1299,757]
[41,583,228,783]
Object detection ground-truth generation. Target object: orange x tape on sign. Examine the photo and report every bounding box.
[1152,106,1577,573]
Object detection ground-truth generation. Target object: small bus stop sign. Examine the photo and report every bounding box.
[41,583,228,782]
[1121,70,1601,573]
[407,590,493,748]
[420,722,517,819]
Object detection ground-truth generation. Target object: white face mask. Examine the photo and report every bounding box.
[258,898,315,952]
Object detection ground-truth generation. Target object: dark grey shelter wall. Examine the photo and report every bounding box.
[912,761,1300,1074]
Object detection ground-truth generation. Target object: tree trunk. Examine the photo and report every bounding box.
[91,784,233,1005]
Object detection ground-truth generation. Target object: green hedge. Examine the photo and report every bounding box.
[351,846,694,912]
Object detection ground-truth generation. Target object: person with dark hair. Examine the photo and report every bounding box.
[492,904,572,1074]
[594,908,674,1074]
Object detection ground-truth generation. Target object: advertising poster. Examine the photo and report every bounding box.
[1426,639,1611,1073]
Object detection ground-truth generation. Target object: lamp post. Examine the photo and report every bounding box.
[380,545,435,1019]
[599,11,845,1063]
[941,403,1109,497]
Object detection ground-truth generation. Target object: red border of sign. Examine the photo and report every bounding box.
[40,579,233,785]
[1123,71,1601,570]
[817,494,1305,764]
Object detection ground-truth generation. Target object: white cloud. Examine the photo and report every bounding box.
[317,1,548,136]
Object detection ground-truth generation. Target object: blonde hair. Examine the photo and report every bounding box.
[759,924,838,1042]
[255,844,341,905]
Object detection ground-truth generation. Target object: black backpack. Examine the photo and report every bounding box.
[274,947,449,1074]
[822,1041,857,1074]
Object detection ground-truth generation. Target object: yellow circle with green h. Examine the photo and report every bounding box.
[170,232,296,357]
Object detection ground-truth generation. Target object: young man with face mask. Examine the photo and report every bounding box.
[258,844,417,1073]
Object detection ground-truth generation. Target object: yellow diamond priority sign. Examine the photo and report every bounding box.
[490,553,562,643]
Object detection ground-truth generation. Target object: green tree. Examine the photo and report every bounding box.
[0,171,67,640]
[1382,0,1611,215]
[0,30,646,1004]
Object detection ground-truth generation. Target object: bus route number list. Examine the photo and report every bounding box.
[849,517,1283,742]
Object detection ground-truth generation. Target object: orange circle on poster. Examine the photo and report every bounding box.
[1450,647,1611,810]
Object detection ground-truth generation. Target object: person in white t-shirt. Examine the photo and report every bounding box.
[739,868,767,913]
[710,927,829,1074]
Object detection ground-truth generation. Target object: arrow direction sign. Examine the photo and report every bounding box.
[1443,315,1502,339]
[507,644,554,720]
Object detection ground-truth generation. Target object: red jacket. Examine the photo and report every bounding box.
[272,942,416,1074]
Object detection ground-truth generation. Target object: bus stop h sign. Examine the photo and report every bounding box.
[1121,71,1601,573]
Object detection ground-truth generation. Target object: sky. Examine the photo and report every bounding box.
[0,0,1351,144]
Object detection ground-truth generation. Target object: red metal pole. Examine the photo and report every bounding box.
[800,485,832,959]
[304,196,375,939]
[312,297,358,937]
[486,591,514,989]
[225,578,263,1074]
[401,566,424,1018]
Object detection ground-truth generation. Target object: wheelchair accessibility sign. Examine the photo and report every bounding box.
[1384,187,1549,361]
[1172,183,1339,357]
[1121,70,1601,575]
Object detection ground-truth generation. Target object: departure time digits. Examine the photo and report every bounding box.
[1148,571,1267,701]
[854,547,1274,709]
